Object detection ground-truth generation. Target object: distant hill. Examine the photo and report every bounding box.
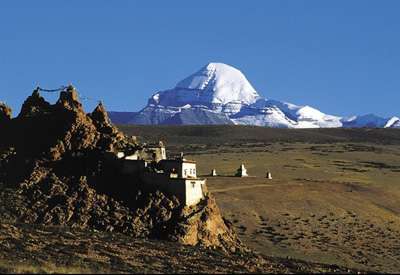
[108,111,137,124]
[117,124,400,147]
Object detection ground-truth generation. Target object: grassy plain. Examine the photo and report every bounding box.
[121,125,400,273]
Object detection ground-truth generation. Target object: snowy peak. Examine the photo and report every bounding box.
[385,116,400,128]
[176,63,222,90]
[150,63,261,108]
[175,62,260,105]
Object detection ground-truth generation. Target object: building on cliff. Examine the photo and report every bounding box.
[118,145,207,207]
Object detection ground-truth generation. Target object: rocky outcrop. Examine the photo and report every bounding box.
[17,167,136,233]
[12,167,240,250]
[165,195,241,251]
[18,89,51,118]
[0,86,242,252]
[55,86,81,111]
[89,102,127,152]
[89,102,116,133]
[10,86,127,160]
[0,102,12,122]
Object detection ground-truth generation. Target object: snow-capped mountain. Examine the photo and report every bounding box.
[385,116,400,128]
[340,114,400,128]
[342,114,390,128]
[230,99,342,128]
[108,62,399,128]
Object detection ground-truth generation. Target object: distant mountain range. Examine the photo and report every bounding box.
[109,62,400,128]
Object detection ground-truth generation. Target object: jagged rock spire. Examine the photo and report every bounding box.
[89,101,126,151]
[0,101,12,122]
[18,88,51,118]
[18,86,84,118]
[91,102,111,125]
[90,102,117,134]
[56,85,83,111]
[14,86,122,159]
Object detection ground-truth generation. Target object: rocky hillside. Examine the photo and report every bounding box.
[0,86,240,251]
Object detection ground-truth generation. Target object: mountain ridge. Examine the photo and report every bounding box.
[109,62,399,128]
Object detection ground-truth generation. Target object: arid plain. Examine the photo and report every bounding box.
[121,125,400,273]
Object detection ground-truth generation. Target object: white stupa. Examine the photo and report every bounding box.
[235,163,248,177]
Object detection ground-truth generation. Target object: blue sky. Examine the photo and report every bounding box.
[1,0,399,117]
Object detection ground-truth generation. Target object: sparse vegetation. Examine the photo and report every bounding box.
[119,125,400,273]
[0,223,357,274]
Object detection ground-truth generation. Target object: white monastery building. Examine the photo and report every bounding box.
[117,143,207,206]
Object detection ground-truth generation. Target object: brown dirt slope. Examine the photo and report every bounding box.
[0,222,360,274]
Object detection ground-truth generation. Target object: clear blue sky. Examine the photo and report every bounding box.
[1,0,399,117]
